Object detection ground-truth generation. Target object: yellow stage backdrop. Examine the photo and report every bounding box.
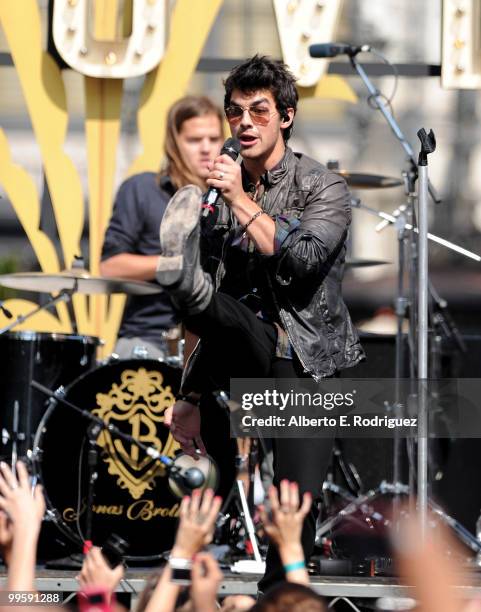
[0,0,356,358]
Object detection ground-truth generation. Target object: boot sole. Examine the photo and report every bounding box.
[157,185,202,285]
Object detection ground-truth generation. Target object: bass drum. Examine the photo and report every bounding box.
[34,359,182,562]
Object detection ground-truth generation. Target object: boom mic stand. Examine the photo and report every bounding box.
[311,45,481,550]
[346,48,436,524]
[31,380,213,562]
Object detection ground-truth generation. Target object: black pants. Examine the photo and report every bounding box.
[185,292,335,591]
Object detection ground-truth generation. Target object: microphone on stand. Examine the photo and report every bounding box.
[202,137,241,218]
[166,452,219,497]
[309,42,371,59]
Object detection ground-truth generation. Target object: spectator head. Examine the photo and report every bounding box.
[251,582,326,612]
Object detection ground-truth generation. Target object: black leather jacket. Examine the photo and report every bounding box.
[185,147,364,386]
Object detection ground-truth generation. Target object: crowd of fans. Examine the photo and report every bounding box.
[0,461,479,612]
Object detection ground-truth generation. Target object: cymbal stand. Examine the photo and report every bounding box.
[0,288,75,336]
[352,198,481,262]
[316,481,481,553]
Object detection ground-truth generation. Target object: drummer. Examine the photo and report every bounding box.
[100,96,224,359]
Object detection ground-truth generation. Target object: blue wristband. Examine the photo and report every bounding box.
[283,560,305,573]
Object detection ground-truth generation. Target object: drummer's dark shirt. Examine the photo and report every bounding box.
[101,172,178,345]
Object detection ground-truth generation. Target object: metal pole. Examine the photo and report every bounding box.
[416,128,436,539]
[417,163,429,538]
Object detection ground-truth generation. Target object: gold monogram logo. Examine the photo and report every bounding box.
[92,367,179,500]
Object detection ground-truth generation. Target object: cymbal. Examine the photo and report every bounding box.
[345,258,390,268]
[0,269,161,295]
[336,170,402,189]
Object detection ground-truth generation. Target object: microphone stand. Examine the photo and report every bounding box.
[348,52,441,205]
[85,422,102,543]
[30,381,202,499]
[417,128,436,538]
[345,47,481,542]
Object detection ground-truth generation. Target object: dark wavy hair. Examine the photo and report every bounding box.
[224,55,298,142]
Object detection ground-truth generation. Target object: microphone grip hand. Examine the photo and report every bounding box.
[164,400,206,459]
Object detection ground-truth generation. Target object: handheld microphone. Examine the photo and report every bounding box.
[202,137,241,217]
[309,43,371,59]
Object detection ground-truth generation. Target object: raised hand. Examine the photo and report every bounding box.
[191,552,223,612]
[0,461,46,591]
[259,480,312,584]
[78,546,124,600]
[259,480,311,549]
[171,488,222,559]
[0,461,45,536]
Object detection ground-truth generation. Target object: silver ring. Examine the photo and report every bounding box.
[218,171,224,180]
[280,506,290,514]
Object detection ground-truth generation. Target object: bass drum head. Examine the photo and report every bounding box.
[35,359,182,562]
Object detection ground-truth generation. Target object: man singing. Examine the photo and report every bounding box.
[158,56,364,590]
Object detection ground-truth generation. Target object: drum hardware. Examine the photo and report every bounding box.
[316,481,402,547]
[212,391,266,569]
[350,198,481,262]
[0,288,75,336]
[345,258,391,268]
[0,331,99,462]
[10,400,22,468]
[131,345,149,360]
[316,481,481,556]
[329,167,403,190]
[1,401,26,461]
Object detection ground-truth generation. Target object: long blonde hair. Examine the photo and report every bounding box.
[159,95,224,191]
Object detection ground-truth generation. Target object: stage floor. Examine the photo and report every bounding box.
[2,568,481,602]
